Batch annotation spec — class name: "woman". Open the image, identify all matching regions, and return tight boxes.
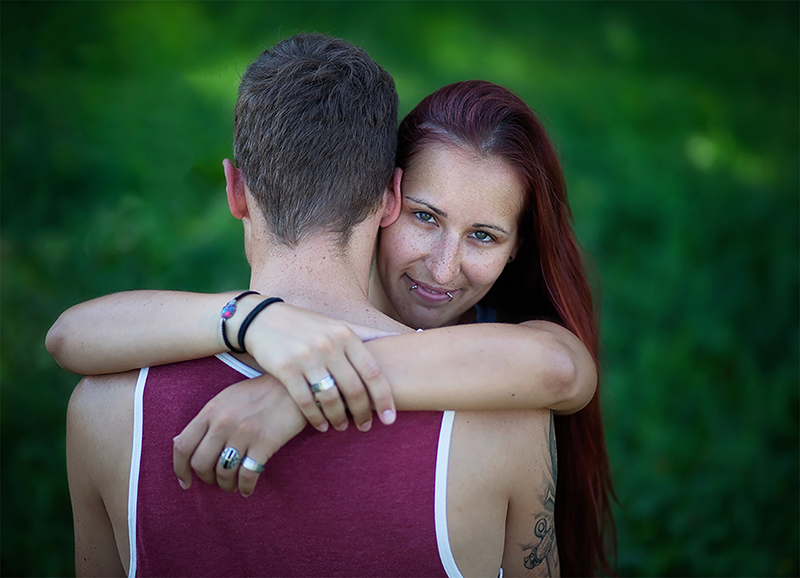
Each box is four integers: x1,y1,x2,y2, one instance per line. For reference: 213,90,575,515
48,80,615,576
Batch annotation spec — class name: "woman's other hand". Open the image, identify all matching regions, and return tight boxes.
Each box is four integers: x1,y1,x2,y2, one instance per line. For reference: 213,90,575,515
172,374,306,497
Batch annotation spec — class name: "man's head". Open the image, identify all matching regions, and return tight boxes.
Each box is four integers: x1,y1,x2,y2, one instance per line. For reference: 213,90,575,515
233,34,398,247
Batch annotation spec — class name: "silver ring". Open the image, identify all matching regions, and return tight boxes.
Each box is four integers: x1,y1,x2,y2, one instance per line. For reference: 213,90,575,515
219,447,241,470
241,456,266,473
446,292,453,301
309,375,336,394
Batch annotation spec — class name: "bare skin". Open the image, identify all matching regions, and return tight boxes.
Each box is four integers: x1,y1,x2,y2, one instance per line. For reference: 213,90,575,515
61,150,586,575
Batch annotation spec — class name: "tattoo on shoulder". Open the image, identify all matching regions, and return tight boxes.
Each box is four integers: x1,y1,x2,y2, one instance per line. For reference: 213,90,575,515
521,411,559,576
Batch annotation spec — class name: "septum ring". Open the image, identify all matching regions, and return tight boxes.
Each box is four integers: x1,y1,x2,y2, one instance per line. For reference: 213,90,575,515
241,456,266,473
310,375,337,395
219,447,241,470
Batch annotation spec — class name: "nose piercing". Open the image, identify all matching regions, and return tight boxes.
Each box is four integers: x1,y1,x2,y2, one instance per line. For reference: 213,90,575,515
409,285,418,291
446,292,453,301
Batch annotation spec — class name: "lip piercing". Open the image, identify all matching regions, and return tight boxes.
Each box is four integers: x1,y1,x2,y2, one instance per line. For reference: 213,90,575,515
411,284,452,301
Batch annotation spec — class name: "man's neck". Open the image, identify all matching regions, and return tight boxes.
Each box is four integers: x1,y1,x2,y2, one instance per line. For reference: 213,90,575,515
248,234,409,334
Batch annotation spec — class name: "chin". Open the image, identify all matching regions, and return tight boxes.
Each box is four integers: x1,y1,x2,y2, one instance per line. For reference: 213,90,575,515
409,309,461,331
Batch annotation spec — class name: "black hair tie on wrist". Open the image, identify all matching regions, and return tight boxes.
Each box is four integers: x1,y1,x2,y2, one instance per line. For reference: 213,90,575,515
220,291,260,354
237,297,285,354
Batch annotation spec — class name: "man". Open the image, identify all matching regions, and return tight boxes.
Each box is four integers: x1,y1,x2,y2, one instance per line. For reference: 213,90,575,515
66,34,558,577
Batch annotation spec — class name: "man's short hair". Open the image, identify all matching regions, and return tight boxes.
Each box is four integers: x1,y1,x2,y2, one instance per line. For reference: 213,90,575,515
234,33,398,247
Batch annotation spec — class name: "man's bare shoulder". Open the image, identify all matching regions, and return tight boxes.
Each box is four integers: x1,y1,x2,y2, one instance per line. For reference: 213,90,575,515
455,409,550,447
447,410,556,575
69,370,139,411
67,370,139,453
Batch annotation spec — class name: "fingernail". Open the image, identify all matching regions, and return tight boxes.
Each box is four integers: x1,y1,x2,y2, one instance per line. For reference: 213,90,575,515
381,409,396,425
358,419,372,432
334,421,348,432
178,479,189,490
316,422,329,433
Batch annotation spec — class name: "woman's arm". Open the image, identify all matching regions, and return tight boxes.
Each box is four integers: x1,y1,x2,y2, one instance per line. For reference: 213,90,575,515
46,290,396,432
46,291,234,375
369,320,596,415
47,290,595,415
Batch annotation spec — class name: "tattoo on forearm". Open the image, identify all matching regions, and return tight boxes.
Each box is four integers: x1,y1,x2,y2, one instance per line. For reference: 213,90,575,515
521,412,559,575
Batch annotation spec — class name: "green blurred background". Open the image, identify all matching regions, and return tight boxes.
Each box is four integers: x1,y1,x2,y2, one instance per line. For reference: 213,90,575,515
2,1,797,576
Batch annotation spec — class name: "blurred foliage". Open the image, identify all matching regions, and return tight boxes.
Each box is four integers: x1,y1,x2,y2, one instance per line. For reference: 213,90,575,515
1,2,797,576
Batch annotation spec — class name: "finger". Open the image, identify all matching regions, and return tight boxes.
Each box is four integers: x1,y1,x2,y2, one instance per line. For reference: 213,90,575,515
326,357,372,431
189,417,231,486
173,414,211,490
345,341,396,426
310,377,349,431
215,445,243,493
237,449,269,498
237,381,308,497
279,372,330,432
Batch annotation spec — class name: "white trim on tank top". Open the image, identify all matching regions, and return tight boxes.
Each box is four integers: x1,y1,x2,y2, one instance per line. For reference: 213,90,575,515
127,367,149,577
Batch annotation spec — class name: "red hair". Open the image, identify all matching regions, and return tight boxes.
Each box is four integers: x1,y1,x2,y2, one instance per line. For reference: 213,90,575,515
398,81,616,576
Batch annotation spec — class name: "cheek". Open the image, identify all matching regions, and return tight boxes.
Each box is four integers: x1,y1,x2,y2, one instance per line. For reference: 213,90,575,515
380,221,428,266
465,254,510,292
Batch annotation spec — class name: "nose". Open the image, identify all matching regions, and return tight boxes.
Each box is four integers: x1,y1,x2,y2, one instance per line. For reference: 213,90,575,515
425,235,461,285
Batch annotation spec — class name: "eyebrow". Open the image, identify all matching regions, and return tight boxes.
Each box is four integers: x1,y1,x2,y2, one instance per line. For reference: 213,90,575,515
405,196,511,236
405,196,447,218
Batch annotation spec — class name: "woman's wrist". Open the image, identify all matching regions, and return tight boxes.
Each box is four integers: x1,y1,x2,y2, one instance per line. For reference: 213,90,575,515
220,292,263,352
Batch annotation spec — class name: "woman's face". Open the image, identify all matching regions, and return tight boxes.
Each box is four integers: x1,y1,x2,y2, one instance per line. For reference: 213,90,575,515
376,142,525,329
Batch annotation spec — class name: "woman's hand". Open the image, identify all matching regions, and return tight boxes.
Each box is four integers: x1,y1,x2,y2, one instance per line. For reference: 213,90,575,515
237,301,398,432
173,374,307,497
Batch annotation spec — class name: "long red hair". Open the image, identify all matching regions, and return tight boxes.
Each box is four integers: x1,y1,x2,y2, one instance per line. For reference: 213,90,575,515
397,80,616,576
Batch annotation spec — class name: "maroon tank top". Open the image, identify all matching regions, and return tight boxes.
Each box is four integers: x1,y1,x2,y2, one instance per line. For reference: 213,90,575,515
131,355,449,577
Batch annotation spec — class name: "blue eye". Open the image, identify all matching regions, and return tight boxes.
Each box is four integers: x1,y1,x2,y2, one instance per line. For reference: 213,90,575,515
414,211,435,223
471,230,495,242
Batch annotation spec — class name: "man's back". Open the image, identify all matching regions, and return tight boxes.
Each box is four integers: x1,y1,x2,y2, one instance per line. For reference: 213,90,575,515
67,356,557,577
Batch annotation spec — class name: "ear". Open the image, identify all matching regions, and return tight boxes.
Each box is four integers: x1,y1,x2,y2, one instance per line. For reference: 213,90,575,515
223,159,249,220
379,168,403,228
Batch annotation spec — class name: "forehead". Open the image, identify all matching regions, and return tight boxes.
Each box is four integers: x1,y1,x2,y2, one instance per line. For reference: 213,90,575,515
404,142,525,225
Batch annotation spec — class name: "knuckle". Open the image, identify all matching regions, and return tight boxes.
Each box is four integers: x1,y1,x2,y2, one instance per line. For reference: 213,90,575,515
361,361,382,381
295,344,316,364
172,435,189,457
274,359,296,377
295,395,317,412
332,325,353,341
342,383,366,402
238,470,257,485
207,414,234,436
313,335,337,356
189,455,207,473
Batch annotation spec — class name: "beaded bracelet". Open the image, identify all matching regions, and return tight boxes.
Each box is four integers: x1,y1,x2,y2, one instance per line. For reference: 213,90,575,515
237,297,285,354
220,291,260,353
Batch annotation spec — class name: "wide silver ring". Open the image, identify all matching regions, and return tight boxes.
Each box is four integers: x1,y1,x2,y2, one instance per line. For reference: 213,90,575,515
241,456,266,473
309,375,336,394
219,447,241,470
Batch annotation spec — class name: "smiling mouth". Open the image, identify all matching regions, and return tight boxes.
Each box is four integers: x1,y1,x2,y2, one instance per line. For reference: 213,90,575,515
406,276,456,303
